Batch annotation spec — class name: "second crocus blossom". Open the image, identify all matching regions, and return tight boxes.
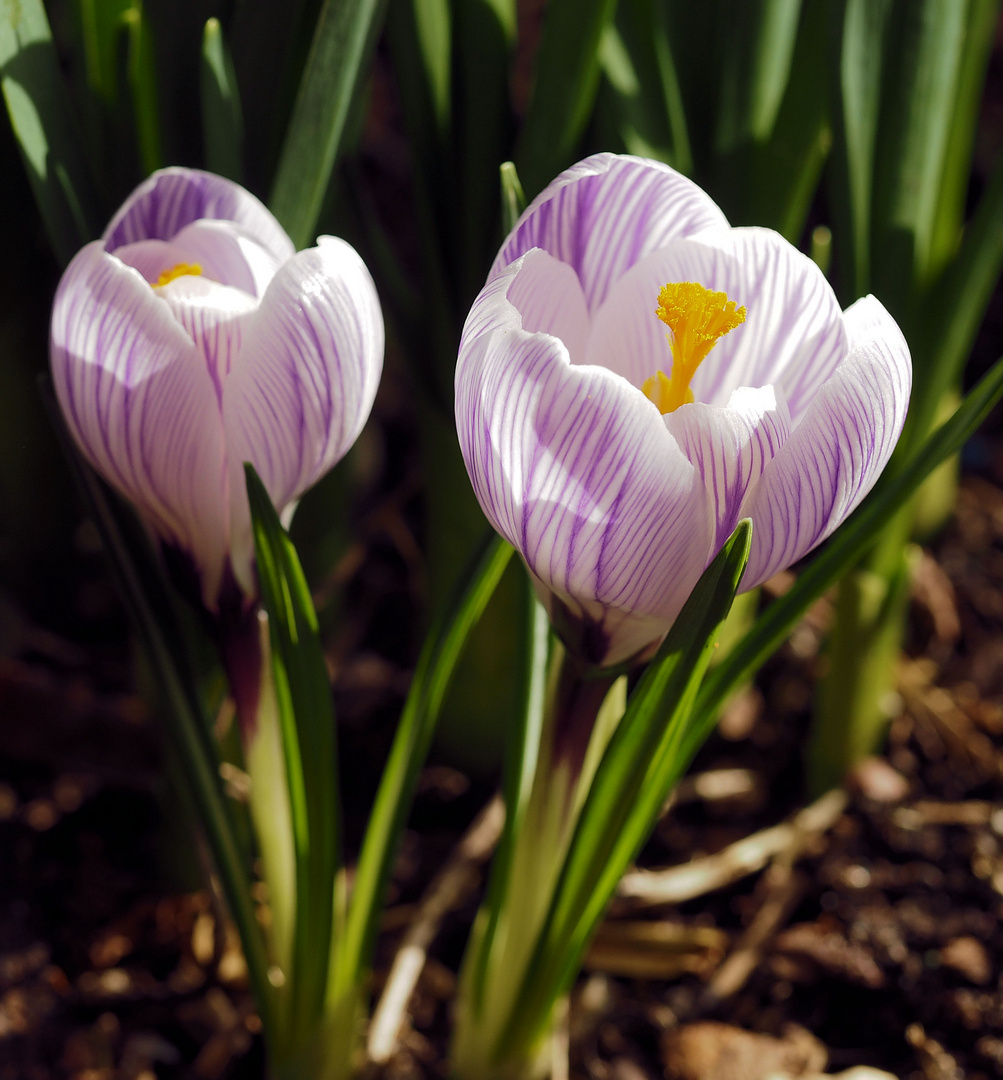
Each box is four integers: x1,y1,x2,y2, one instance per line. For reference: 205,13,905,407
456,153,912,667
51,167,384,613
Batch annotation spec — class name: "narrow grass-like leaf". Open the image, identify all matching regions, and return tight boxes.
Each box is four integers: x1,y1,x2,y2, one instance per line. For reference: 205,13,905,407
691,352,1003,752
415,0,452,136
245,465,339,1033
827,0,892,301
41,384,276,1038
597,15,671,165
736,0,830,240
465,578,549,1012
0,0,102,263
123,1,162,175
514,0,618,197
454,0,515,297
715,0,802,154
79,0,130,103
596,0,691,173
501,522,752,1055
200,17,243,181
871,0,967,324
906,154,1003,451
333,531,513,998
499,160,525,235
650,1,691,174
269,0,386,248
384,0,456,402
926,0,998,284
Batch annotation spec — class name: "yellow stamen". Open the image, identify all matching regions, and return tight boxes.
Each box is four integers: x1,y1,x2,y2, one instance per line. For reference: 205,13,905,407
152,262,203,288
641,281,746,414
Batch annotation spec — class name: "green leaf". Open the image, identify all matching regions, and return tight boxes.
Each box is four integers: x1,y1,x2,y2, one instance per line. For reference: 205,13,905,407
41,383,276,1037
332,530,513,998
514,0,619,197
906,151,1003,451
871,0,968,326
200,17,243,181
454,0,516,298
245,465,340,1033
464,577,550,1013
925,0,998,280
384,0,457,405
596,3,688,171
415,0,453,139
123,0,162,175
501,521,752,1054
715,0,802,155
269,0,387,248
691,350,1003,753
79,0,131,103
734,0,831,240
0,0,102,263
499,160,525,235
827,0,892,301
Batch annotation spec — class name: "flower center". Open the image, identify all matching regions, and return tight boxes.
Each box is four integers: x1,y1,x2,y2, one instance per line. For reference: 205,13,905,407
642,281,747,414
152,262,203,288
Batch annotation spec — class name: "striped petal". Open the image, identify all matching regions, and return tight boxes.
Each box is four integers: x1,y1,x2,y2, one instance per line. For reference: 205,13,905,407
457,252,713,665
223,235,384,592
663,386,792,550
113,219,281,297
492,154,729,313
739,295,912,588
157,275,257,402
584,228,846,422
103,167,295,266
50,242,230,603
505,248,591,364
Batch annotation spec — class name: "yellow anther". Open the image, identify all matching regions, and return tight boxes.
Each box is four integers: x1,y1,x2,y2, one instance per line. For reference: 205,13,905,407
152,262,203,288
642,281,746,414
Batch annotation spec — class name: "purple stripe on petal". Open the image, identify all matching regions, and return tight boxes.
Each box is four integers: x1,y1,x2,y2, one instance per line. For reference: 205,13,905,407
664,386,793,550
222,235,383,592
50,242,231,604
457,255,713,666
492,154,729,313
739,295,912,588
158,276,257,402
103,168,295,266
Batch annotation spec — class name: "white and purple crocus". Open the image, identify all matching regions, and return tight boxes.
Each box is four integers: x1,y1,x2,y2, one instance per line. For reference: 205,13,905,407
51,168,384,619
456,153,912,667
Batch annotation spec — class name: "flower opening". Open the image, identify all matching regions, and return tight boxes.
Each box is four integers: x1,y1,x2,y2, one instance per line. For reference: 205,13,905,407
642,281,747,414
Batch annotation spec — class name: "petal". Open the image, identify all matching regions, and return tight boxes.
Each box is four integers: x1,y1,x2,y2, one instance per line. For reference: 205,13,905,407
50,242,230,604
103,167,295,266
585,228,847,422
492,153,729,313
222,235,384,590
739,294,912,588
663,386,792,550
457,255,713,665
504,248,591,364
157,276,258,401
114,221,282,298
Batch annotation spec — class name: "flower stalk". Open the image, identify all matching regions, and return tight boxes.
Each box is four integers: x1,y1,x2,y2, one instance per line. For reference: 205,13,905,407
453,642,626,1080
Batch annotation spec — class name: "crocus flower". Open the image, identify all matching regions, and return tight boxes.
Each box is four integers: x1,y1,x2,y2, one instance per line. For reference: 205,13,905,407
456,154,911,667
51,168,384,612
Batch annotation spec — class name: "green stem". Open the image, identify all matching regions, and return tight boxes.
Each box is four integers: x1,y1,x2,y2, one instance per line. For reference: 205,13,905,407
452,645,625,1080
809,540,918,794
